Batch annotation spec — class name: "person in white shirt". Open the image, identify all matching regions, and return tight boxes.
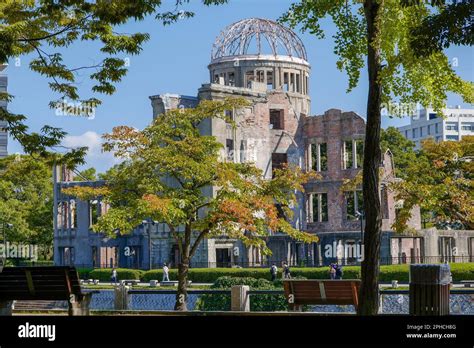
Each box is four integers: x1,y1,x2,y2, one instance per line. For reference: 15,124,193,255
162,263,170,282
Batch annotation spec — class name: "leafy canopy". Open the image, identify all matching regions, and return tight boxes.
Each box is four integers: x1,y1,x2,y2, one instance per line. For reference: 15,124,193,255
66,98,318,257
0,0,227,165
280,0,473,114
392,136,474,231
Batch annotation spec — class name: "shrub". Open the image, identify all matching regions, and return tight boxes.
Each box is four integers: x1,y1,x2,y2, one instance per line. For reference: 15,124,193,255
88,268,144,281
195,276,289,312
77,268,93,279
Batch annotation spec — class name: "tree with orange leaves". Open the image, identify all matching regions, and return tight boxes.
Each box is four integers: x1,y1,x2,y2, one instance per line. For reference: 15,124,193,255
67,97,318,310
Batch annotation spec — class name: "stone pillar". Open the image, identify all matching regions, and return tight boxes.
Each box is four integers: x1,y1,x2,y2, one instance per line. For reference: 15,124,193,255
231,285,250,312
114,284,130,310
68,293,93,316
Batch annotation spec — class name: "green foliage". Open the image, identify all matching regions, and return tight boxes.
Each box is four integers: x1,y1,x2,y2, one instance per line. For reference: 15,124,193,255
392,136,474,231
69,98,317,266
380,127,417,179
0,155,53,255
140,264,474,283
88,268,144,281
281,1,473,113
75,167,97,181
0,0,228,163
195,276,288,312
409,1,473,57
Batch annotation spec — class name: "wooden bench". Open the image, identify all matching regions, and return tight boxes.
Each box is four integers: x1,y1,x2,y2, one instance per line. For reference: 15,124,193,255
0,266,97,316
283,279,361,311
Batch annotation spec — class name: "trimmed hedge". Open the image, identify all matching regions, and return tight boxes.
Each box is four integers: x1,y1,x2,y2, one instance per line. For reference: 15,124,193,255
195,277,288,312
140,263,474,283
88,268,144,281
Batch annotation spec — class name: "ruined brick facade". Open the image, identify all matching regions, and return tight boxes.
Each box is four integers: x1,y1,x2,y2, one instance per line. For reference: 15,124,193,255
53,18,472,269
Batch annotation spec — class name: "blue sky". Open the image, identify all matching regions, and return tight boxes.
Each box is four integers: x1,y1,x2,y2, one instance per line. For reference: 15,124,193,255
5,0,473,173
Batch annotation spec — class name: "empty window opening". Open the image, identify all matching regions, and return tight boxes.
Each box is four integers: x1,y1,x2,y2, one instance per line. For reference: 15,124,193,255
270,109,284,130
283,72,289,92
227,72,235,86
345,190,363,221
246,71,255,88
343,140,354,169
311,143,328,171
272,153,287,177
226,139,234,161
355,140,364,169
266,71,273,90
310,193,328,222
256,70,265,83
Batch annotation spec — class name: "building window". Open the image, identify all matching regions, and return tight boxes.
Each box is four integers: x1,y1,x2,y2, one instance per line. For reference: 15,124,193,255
343,139,363,169
420,127,423,137
461,124,473,131
245,71,254,88
427,125,431,135
224,109,233,123
266,71,273,90
90,200,99,227
412,128,417,138
355,140,364,169
429,113,437,120
270,109,284,130
343,140,353,169
405,130,408,138
272,153,287,177
228,72,235,86
256,70,265,83
283,72,289,91
296,73,300,93
60,247,75,266
226,139,234,161
345,190,363,221
310,193,328,222
446,135,459,141
310,143,328,171
91,246,98,268
446,123,458,131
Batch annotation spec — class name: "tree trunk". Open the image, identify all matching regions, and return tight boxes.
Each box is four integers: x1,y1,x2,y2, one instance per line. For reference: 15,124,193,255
174,260,189,311
358,0,383,316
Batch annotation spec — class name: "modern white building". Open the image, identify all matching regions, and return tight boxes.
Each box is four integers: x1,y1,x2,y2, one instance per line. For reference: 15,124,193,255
0,63,8,158
397,106,474,148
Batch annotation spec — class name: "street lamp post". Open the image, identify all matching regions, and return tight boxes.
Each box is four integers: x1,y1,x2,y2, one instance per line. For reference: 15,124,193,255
142,218,157,270
356,210,364,263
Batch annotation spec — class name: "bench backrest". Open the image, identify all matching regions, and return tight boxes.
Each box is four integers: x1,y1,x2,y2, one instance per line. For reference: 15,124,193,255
0,266,83,301
283,280,361,307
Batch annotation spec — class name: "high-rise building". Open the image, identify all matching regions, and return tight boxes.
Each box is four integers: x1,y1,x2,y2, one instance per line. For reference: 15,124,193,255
397,106,474,149
0,63,8,158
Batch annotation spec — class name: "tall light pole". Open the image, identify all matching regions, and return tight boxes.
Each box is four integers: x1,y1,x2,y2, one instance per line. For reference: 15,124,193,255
142,218,157,270
356,210,364,263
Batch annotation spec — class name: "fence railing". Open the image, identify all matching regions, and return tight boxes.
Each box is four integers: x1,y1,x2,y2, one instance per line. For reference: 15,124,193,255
12,255,474,269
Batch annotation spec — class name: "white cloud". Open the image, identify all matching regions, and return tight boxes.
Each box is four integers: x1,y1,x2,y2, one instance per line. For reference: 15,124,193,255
62,131,121,173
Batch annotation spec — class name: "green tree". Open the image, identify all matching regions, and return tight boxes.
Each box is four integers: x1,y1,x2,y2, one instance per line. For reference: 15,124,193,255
0,0,227,165
410,0,473,57
0,155,53,259
380,127,417,179
393,136,474,232
75,167,97,181
281,0,473,314
65,98,318,310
